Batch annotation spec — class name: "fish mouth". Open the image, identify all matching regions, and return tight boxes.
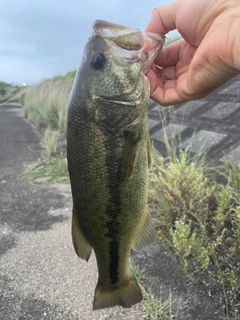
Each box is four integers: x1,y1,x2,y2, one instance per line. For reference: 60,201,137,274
92,20,165,74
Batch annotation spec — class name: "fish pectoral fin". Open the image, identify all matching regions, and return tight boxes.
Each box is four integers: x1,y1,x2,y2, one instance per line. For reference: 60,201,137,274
93,276,142,310
147,134,152,169
118,130,139,181
132,208,157,251
72,207,92,261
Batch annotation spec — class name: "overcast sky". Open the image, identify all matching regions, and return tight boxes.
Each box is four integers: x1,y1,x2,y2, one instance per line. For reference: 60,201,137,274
0,0,176,85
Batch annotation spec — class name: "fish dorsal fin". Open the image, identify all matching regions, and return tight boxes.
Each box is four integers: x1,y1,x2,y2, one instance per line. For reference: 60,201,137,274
132,208,157,251
118,130,140,181
72,206,92,261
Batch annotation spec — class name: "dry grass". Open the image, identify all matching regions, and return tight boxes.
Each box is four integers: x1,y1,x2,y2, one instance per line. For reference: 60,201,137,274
23,80,72,135
22,71,75,157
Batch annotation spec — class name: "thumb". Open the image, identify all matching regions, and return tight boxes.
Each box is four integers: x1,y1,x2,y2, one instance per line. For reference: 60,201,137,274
145,3,178,34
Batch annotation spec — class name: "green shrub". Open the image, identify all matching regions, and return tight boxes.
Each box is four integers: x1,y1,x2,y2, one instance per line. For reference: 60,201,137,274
0,82,22,103
148,148,240,317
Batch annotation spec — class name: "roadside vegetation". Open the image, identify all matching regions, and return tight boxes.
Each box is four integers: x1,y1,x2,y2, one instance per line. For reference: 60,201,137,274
22,71,75,182
130,261,178,320
23,70,75,136
22,70,239,319
0,81,22,104
148,145,240,319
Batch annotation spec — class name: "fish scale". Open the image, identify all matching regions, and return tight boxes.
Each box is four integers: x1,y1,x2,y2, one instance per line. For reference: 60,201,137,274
67,20,165,310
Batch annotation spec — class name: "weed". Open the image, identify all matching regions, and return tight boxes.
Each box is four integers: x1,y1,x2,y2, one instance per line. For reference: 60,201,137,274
24,155,69,183
0,81,22,103
23,81,71,134
22,74,73,157
41,128,61,157
148,147,240,317
129,260,178,319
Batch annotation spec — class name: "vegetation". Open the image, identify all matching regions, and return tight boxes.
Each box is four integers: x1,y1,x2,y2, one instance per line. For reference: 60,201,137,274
0,81,22,104
129,261,177,319
20,71,75,182
23,77,74,135
148,146,240,319
22,70,75,159
24,155,69,184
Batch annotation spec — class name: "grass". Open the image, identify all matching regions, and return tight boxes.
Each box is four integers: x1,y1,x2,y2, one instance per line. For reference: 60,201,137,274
22,72,73,181
23,80,72,135
24,155,69,184
41,128,63,157
44,70,76,84
129,261,178,320
22,71,75,160
0,81,22,104
148,146,240,319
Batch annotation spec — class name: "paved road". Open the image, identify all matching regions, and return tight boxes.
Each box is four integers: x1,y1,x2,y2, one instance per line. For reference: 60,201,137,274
0,104,143,320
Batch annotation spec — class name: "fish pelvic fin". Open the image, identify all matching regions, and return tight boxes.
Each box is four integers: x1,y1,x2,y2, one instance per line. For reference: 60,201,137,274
72,206,92,261
132,208,157,251
93,276,143,310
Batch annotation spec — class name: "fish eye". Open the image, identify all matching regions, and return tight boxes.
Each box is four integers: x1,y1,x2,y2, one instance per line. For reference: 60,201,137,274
90,52,106,70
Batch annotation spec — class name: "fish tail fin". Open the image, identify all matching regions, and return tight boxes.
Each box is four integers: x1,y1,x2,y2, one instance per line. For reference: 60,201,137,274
93,276,143,310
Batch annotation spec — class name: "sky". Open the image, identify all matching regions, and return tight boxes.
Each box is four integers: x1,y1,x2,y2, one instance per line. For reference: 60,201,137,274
0,0,176,86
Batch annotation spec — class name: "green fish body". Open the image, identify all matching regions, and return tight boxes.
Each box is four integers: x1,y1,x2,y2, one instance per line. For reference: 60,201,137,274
67,20,165,310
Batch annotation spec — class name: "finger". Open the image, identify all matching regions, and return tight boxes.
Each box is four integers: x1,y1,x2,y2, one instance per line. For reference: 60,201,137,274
161,65,177,80
145,3,177,34
151,80,187,106
146,70,190,106
150,74,214,106
146,69,160,96
146,64,177,90
153,40,183,67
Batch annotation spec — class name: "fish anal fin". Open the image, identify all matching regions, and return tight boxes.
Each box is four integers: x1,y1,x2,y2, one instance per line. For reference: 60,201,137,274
72,207,92,261
93,276,142,310
118,130,139,181
132,208,157,251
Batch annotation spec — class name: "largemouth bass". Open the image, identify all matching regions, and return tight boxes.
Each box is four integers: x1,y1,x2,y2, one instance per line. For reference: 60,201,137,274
67,20,165,310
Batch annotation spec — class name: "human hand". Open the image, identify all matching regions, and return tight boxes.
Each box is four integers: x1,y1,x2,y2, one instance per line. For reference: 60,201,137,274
145,0,240,106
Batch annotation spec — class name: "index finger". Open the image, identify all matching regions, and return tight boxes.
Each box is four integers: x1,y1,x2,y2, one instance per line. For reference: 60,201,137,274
145,3,177,34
